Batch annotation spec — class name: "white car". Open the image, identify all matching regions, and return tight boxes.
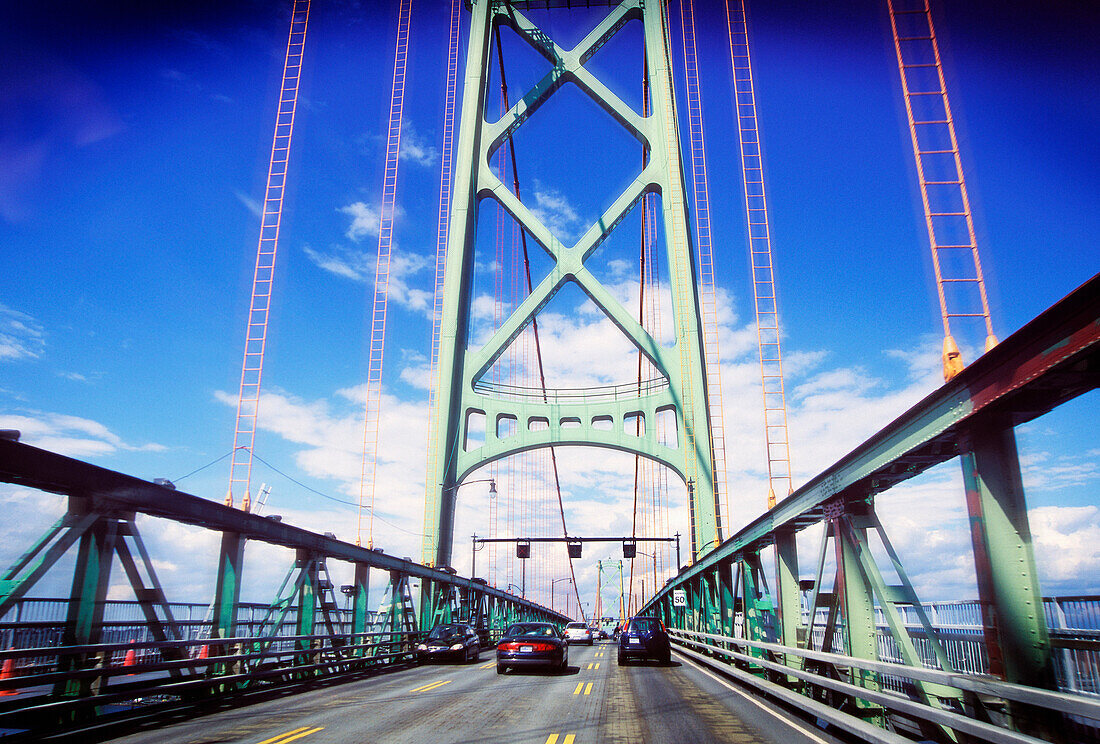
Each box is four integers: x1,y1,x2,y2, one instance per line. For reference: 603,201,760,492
563,621,594,645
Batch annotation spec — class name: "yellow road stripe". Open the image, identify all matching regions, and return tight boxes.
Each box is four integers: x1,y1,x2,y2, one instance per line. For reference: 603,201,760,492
594,662,600,669
564,736,576,744
584,682,593,696
276,728,324,744
256,727,310,744
410,679,452,693
586,662,593,670
572,682,584,695
255,727,324,744
545,735,558,744
480,662,495,669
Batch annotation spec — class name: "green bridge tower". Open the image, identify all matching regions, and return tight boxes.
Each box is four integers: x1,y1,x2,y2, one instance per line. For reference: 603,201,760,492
423,0,722,570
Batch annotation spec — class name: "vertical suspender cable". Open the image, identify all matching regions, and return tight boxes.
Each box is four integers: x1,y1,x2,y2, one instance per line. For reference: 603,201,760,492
227,0,311,510
358,0,413,547
886,0,997,380
423,0,462,563
725,0,794,509
493,28,583,620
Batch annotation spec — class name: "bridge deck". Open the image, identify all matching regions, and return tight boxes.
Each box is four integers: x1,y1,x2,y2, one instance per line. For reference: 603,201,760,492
106,642,842,744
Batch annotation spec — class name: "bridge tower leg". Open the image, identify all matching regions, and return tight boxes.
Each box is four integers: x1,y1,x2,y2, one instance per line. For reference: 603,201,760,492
423,0,722,569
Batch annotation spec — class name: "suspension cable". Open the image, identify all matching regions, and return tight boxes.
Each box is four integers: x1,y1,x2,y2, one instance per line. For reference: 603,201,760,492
886,0,997,380
226,0,311,511
358,0,413,547
725,0,794,509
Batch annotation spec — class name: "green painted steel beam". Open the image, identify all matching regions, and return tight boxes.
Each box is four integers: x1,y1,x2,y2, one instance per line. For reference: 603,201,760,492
644,273,1099,598
0,439,568,625
424,0,721,569
960,420,1058,702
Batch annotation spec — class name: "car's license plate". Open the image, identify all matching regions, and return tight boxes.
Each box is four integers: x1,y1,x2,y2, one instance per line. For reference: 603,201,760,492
520,645,533,653
628,639,640,646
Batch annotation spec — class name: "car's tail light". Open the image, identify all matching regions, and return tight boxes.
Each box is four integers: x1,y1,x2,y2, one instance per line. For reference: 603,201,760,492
498,641,556,652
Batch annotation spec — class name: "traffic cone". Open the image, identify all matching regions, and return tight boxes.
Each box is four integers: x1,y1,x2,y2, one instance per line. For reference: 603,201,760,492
198,644,209,660
123,640,137,674
0,649,16,696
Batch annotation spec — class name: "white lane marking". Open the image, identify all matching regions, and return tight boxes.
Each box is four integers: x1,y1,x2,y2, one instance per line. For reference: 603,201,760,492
675,651,832,744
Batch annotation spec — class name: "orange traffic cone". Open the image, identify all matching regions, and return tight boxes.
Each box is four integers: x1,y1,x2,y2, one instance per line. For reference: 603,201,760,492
123,640,137,674
0,649,17,696
197,644,209,660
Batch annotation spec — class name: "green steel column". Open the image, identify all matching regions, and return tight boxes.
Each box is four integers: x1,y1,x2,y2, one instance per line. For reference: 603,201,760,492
212,531,245,640
351,563,370,655
56,515,117,698
959,422,1055,688
774,528,803,671
296,551,317,661
960,421,1059,738
641,0,719,559
423,0,494,568
835,517,882,722
717,560,736,638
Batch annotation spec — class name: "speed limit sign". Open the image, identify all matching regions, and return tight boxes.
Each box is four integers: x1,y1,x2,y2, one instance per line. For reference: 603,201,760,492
672,589,686,607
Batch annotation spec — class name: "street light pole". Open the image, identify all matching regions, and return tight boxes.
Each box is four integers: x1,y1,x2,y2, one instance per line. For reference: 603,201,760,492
551,577,573,614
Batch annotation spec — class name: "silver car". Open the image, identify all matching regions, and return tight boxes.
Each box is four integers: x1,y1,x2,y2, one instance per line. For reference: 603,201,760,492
563,621,593,645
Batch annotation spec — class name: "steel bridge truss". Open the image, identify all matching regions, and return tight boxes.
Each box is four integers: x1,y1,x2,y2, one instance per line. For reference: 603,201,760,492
425,0,722,569
642,274,1100,743
0,442,567,735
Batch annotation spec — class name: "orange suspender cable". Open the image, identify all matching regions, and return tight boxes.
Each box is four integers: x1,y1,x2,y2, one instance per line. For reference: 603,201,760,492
227,0,311,511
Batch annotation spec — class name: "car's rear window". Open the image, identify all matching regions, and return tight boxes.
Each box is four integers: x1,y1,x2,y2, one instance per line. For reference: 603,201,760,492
566,622,587,629
628,618,661,633
505,623,556,637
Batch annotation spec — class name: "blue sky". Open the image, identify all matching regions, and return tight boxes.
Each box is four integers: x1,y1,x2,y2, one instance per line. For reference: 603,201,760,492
1,0,1097,616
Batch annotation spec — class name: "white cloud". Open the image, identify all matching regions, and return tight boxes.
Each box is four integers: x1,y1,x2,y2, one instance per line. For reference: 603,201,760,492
399,122,438,167
530,183,585,242
234,189,262,217
0,304,45,362
1030,505,1100,592
302,243,431,314
340,202,381,242
0,411,166,457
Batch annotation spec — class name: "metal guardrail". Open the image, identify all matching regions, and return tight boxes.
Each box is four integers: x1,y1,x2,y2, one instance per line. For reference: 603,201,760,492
0,630,425,734
669,628,1100,744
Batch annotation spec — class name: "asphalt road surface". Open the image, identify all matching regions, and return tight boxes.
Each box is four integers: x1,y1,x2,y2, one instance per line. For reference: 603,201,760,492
106,641,847,744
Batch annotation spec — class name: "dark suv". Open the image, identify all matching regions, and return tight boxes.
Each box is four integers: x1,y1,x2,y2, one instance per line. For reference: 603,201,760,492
617,616,671,665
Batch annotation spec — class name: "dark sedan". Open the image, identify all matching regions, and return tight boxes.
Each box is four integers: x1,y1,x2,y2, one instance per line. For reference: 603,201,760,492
617,616,671,665
496,622,568,674
417,623,481,663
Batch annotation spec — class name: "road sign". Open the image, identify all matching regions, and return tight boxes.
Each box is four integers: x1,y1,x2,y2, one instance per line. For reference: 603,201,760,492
672,589,686,607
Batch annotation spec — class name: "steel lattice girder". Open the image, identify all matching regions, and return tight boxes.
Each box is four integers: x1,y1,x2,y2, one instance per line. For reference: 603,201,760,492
423,0,722,567
650,273,1099,590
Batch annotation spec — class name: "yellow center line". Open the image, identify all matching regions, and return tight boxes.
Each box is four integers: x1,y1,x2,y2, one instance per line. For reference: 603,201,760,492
545,735,559,744
572,682,584,695
584,682,593,696
410,679,452,693
594,662,600,669
480,661,495,669
256,727,309,744
564,736,576,744
275,728,324,744
256,726,324,744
